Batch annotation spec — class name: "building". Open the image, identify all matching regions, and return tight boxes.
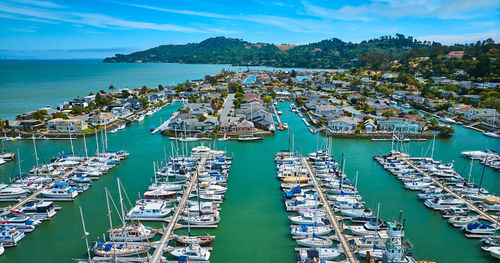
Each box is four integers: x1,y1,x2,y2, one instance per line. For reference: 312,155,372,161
47,118,88,132
464,108,498,122
5,120,44,130
88,112,117,126
169,116,218,132
377,118,424,133
328,116,361,132
446,51,464,59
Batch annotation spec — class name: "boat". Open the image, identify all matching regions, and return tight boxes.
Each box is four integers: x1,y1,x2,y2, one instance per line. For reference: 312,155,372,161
217,134,229,142
170,244,210,260
0,227,25,247
109,223,156,242
448,215,479,227
296,235,332,248
0,187,28,200
297,248,341,261
0,243,4,256
484,247,500,259
291,225,331,237
174,235,215,246
289,213,325,225
461,150,498,159
403,180,431,190
462,222,496,234
283,123,289,130
127,202,172,219
91,241,151,257
182,213,220,225
277,110,283,115
19,201,57,219
340,208,373,217
142,189,177,199
41,183,78,200
238,135,263,142
483,131,499,138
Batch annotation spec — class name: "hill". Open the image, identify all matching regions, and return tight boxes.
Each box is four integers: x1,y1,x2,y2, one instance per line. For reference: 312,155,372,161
103,35,496,70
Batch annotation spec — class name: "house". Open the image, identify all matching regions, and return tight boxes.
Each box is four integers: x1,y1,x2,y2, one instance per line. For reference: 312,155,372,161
108,103,134,118
88,113,117,126
328,116,361,132
5,120,44,130
237,120,254,132
243,93,263,103
446,51,464,59
363,119,376,132
377,118,424,133
219,117,240,132
464,108,498,121
47,118,88,132
168,115,218,132
183,103,214,117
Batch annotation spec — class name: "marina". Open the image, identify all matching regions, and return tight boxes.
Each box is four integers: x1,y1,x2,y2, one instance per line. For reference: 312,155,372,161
0,62,498,263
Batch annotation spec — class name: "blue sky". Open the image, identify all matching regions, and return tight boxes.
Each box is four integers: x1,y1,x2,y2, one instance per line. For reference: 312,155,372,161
0,0,499,59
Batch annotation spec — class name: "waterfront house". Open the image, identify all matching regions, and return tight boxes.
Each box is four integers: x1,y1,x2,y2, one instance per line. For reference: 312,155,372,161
5,120,44,131
88,112,117,126
168,115,218,132
108,103,134,118
47,118,88,132
363,119,376,132
377,118,424,133
464,108,498,122
219,117,240,132
328,116,361,132
183,103,214,117
237,120,254,132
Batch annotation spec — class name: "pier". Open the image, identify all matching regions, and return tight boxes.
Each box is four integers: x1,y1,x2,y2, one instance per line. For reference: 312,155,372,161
270,102,283,130
301,157,358,263
149,157,207,263
406,160,500,225
0,158,95,217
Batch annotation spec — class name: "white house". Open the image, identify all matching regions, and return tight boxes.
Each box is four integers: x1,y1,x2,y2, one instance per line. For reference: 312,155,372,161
89,112,118,126
328,116,361,132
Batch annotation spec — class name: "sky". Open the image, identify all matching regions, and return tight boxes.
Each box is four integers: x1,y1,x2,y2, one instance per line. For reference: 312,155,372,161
0,0,499,59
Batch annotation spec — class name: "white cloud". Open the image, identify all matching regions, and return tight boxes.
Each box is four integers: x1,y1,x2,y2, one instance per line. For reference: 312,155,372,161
0,1,226,33
301,0,499,21
417,30,500,45
7,0,66,9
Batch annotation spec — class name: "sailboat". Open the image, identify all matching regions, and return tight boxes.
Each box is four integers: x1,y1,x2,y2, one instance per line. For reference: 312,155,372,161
217,133,229,142
483,112,499,138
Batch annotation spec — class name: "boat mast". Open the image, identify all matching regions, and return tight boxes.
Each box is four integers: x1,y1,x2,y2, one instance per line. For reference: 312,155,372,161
32,135,39,168
373,202,380,251
17,147,22,176
79,206,92,263
68,123,75,155
467,158,474,182
105,188,114,239
95,130,99,155
477,159,486,194
83,133,88,159
430,134,436,160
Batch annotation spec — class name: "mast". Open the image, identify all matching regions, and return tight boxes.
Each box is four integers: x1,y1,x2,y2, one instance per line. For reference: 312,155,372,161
17,148,22,176
467,158,474,182
68,123,74,155
104,124,108,152
373,202,380,250
32,135,39,168
83,133,88,159
430,134,436,160
478,159,486,194
105,188,114,240
95,130,99,155
79,206,92,263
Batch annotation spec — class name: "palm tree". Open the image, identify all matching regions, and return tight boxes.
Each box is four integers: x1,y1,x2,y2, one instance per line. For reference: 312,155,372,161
109,85,115,92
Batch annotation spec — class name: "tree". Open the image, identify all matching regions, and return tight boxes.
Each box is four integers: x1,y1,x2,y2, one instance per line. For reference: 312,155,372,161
382,110,395,118
429,118,439,127
138,97,149,108
141,86,148,94
71,106,85,115
198,115,207,122
121,89,130,98
158,84,164,91
220,89,229,98
31,110,48,120
290,70,297,78
263,96,272,103
53,112,69,119
109,85,115,92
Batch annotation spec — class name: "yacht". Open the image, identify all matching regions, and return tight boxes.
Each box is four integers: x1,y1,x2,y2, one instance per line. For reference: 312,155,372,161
291,225,331,237
340,208,373,218
20,201,57,219
0,187,28,200
462,222,496,234
41,183,78,200
142,189,177,199
296,236,332,248
289,213,325,225
0,227,25,247
127,202,172,219
448,216,479,227
297,248,341,261
183,213,220,225
109,223,156,242
92,241,151,257
170,244,210,261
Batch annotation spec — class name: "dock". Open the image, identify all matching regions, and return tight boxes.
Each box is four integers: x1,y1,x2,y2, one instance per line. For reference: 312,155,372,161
270,102,283,130
149,157,207,263
301,157,358,263
0,158,95,217
406,160,500,225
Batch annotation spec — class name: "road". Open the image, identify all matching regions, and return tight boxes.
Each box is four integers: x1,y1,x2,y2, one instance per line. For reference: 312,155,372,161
218,94,235,122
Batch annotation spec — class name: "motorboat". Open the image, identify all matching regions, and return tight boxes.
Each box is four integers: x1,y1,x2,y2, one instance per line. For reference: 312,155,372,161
0,187,28,200
462,222,496,234
296,235,332,248
170,244,210,260
298,248,341,260
127,202,172,219
448,216,479,227
109,223,156,242
340,208,373,218
289,213,325,225
182,213,220,225
174,235,215,246
0,227,25,247
142,189,177,199
291,225,331,237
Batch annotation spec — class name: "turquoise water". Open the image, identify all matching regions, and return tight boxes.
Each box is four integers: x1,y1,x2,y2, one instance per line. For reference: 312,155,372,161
0,61,499,262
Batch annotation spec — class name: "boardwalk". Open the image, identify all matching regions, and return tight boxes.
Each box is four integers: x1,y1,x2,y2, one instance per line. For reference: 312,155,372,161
407,160,500,225
149,157,206,263
301,157,358,263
